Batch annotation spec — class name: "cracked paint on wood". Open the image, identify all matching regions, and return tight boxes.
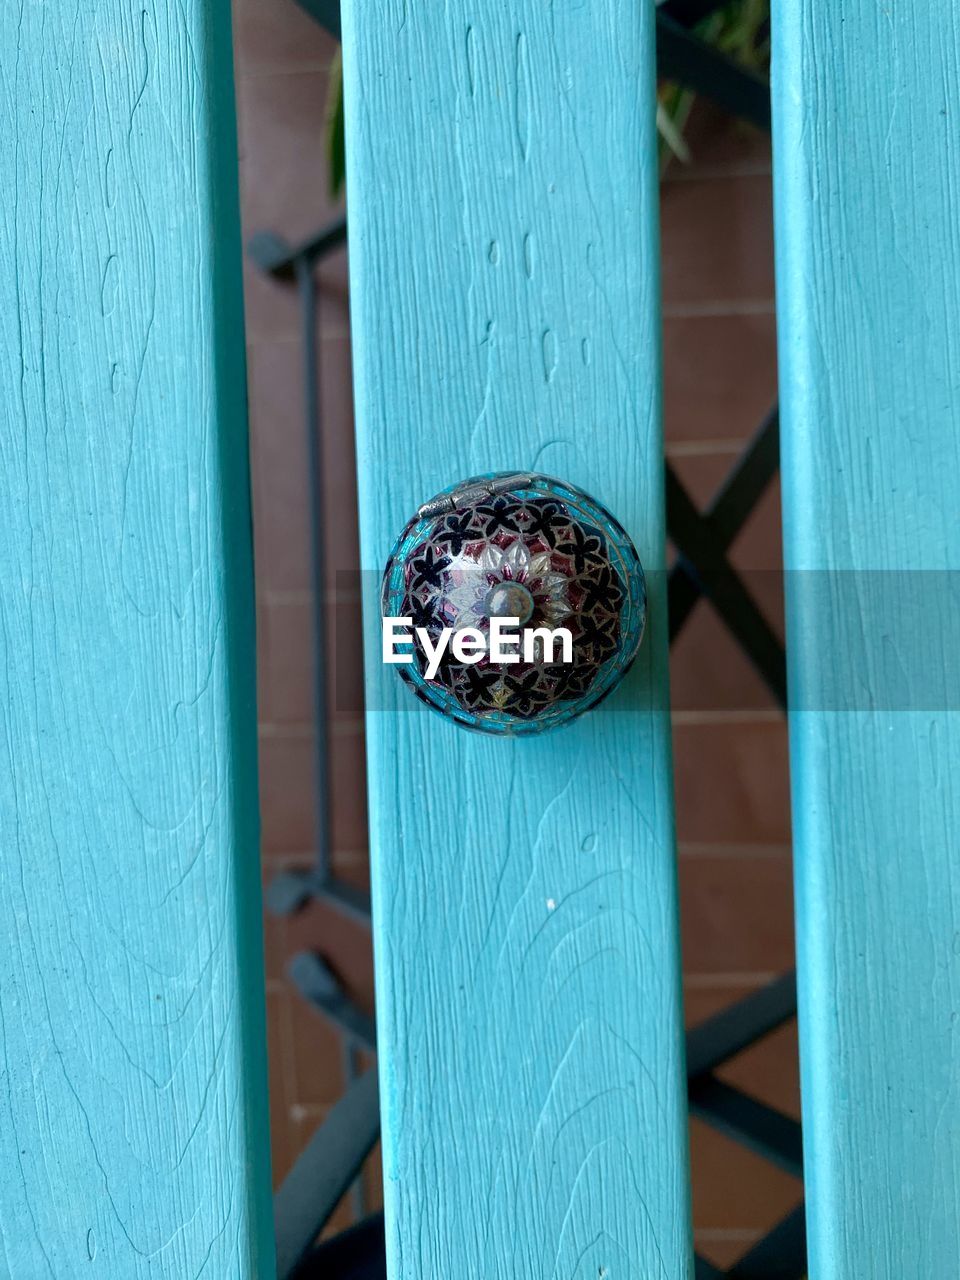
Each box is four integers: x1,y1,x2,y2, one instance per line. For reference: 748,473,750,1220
341,2,692,1276
0,2,275,1275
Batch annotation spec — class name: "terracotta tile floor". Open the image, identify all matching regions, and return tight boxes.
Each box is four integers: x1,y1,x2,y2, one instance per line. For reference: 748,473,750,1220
232,1,796,1263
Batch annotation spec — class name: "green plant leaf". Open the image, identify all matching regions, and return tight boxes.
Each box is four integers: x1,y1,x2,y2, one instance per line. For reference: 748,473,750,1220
657,1,769,174
326,51,346,199
657,88,693,166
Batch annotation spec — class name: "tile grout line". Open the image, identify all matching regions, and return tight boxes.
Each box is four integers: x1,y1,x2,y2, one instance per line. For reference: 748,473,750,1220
671,708,785,726
261,855,369,874
692,1229,764,1243
258,719,365,738
235,62,337,80
677,841,792,859
662,299,776,318
683,971,785,988
244,324,352,344
257,588,363,606
664,438,762,457
663,162,772,183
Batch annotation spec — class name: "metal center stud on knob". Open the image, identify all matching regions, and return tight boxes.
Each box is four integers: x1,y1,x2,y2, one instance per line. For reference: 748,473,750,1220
485,581,535,626
380,472,647,735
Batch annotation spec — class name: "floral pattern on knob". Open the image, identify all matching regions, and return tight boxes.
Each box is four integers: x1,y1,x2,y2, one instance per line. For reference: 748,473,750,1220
381,473,647,734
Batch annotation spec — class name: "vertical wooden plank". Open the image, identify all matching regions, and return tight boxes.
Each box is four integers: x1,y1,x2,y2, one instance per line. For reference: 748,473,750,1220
342,3,692,1276
0,3,275,1275
772,5,960,1276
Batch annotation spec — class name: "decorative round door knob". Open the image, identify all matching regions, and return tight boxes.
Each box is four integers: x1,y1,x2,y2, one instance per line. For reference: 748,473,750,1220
381,473,646,735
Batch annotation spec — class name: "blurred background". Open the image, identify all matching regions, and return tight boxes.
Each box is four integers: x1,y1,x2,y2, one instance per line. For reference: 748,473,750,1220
231,1,796,1269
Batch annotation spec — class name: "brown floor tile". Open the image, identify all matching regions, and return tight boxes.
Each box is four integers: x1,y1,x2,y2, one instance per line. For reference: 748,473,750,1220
243,265,303,343
693,1230,766,1272
259,596,314,724
257,727,366,855
266,987,295,1110
661,173,774,309
316,246,352,336
319,333,362,581
668,449,742,509
287,1001,349,1108
259,731,316,854
267,988,299,1186
320,1186,360,1239
689,1118,802,1233
718,1018,801,1123
663,312,777,444
665,101,772,180
248,342,314,593
678,850,795,976
247,335,360,593
730,480,785,575
258,727,368,855
672,719,791,846
269,1088,299,1188
730,482,786,637
668,450,721,510
363,1140,384,1213
234,0,336,74
330,727,369,851
255,592,364,731
670,600,778,713
330,593,366,719
329,849,371,892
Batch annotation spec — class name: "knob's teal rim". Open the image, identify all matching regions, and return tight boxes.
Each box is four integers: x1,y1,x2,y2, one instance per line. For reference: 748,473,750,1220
381,473,647,735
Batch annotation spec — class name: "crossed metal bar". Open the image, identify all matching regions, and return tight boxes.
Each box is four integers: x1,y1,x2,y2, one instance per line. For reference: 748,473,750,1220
251,2,802,1276
665,407,786,707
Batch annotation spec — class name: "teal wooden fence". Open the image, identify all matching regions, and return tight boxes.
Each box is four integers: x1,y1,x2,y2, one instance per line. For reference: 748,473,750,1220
4,1,960,1277
0,2,275,1274
772,2,960,1276
341,0,693,1275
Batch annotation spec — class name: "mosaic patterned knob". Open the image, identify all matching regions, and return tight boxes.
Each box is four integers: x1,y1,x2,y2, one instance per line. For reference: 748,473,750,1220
380,473,646,735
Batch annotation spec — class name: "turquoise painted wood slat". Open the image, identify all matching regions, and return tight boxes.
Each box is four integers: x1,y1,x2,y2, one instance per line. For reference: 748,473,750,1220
772,4,960,1275
0,4,275,1275
342,2,692,1275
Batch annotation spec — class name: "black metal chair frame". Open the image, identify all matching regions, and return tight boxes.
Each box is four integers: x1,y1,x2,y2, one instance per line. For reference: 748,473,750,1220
249,3,801,1276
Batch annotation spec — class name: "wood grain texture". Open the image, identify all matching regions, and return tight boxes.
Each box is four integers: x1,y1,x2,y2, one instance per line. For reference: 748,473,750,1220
772,4,960,1275
342,3,692,1276
0,3,275,1275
